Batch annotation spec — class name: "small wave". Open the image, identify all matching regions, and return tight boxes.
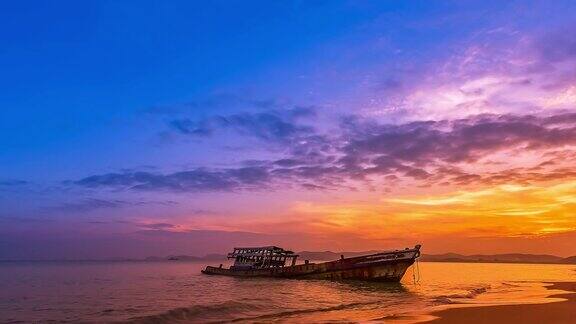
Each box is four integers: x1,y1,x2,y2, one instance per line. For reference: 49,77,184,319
501,282,520,287
229,301,381,322
432,285,490,304
447,286,489,299
123,301,264,324
431,296,458,305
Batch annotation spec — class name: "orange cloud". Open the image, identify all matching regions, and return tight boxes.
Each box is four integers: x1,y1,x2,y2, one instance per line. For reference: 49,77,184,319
289,181,576,246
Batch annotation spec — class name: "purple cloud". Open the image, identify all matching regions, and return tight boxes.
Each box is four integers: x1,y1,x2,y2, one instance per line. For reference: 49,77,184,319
75,167,271,192
75,111,576,192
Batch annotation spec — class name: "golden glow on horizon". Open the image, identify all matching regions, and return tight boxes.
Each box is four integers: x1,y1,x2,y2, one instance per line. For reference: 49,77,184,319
139,181,576,254
291,181,576,240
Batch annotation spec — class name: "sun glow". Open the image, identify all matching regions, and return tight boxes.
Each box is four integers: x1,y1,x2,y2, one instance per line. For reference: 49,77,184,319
288,181,576,242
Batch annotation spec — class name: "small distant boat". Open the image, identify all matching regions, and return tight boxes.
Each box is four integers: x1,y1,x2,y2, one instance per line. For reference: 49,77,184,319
202,245,421,282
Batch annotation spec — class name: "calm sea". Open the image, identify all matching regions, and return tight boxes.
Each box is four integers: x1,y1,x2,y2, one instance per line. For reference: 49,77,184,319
0,261,574,323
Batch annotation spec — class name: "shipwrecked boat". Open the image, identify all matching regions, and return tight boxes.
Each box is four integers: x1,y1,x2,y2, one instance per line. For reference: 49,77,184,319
202,245,421,282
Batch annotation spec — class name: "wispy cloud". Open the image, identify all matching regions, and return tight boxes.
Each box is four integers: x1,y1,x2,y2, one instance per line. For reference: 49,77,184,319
46,199,178,213
358,23,576,122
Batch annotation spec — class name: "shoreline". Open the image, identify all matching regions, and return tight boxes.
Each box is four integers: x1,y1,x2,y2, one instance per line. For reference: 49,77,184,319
424,282,576,323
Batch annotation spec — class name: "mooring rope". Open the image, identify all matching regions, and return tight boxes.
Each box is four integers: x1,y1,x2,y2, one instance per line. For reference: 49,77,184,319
412,259,421,284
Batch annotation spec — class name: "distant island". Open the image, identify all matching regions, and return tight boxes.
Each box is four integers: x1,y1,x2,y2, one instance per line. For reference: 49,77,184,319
144,253,227,262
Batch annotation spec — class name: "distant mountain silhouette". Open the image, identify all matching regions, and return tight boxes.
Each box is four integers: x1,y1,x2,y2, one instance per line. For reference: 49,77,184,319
560,255,576,264
420,253,565,264
142,251,576,265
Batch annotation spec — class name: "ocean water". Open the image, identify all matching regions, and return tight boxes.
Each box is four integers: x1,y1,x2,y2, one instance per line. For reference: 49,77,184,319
0,261,574,323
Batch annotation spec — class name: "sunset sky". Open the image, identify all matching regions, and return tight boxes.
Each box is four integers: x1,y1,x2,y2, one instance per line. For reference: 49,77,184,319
2,1,576,259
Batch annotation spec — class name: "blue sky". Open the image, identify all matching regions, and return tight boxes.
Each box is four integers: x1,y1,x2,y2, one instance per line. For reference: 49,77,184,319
2,1,576,259
0,0,535,177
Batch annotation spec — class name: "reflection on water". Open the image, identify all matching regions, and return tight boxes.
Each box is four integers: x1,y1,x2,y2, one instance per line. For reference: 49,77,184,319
0,261,574,323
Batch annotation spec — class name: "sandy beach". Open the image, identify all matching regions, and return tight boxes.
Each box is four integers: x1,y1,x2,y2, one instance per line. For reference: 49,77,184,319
428,282,576,324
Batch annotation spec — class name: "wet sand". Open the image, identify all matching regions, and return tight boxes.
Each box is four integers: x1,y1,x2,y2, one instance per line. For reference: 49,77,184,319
428,282,576,324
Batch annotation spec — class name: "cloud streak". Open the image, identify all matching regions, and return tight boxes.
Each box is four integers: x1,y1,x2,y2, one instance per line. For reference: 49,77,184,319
46,199,178,213
75,111,576,193
0,179,28,186
75,167,271,192
168,106,318,144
